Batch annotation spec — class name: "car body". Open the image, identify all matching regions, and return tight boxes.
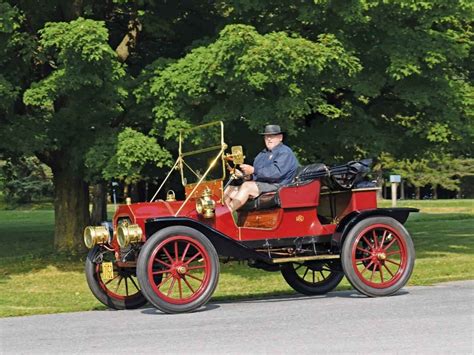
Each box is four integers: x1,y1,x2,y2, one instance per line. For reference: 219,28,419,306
84,121,417,313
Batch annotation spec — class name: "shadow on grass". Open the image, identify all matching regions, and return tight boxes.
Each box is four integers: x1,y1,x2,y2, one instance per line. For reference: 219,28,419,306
0,210,87,279
406,213,474,259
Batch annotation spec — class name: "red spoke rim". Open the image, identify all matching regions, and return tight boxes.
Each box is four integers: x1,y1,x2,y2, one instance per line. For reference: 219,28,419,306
96,263,141,300
351,224,407,289
147,235,211,305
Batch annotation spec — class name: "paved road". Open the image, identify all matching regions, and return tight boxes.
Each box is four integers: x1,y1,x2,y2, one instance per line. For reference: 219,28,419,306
1,281,473,354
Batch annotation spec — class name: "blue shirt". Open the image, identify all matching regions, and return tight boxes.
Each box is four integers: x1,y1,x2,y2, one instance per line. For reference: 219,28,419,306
252,143,298,185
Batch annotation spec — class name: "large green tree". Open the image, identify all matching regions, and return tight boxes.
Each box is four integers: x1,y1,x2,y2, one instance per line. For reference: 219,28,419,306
0,1,472,252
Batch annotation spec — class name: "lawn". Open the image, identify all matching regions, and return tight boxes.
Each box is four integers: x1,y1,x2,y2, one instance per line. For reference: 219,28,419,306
0,199,473,317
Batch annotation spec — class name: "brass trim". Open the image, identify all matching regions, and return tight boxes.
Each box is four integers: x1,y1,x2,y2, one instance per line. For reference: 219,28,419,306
150,158,180,202
181,145,222,157
271,255,340,264
149,121,228,204
195,187,216,218
175,146,225,216
179,121,226,186
166,190,176,202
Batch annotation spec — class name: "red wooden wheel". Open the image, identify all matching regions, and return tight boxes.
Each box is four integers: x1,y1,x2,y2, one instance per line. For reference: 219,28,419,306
147,236,212,304
351,224,407,288
137,226,219,313
341,216,415,297
85,246,147,309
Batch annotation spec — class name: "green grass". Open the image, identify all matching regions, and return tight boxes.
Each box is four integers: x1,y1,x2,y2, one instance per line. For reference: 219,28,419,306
0,200,473,317
379,198,474,213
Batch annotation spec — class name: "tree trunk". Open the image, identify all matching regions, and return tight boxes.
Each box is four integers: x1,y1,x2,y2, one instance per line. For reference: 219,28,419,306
116,19,142,62
415,186,421,200
400,180,405,200
432,185,438,200
59,0,83,21
375,169,384,200
130,182,140,202
52,165,90,253
91,182,108,225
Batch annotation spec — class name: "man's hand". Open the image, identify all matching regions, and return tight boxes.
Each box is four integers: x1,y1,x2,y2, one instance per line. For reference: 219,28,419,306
240,164,254,176
231,168,244,178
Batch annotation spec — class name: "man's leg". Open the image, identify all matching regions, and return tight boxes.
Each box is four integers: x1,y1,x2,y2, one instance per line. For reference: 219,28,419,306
223,185,239,206
227,181,259,212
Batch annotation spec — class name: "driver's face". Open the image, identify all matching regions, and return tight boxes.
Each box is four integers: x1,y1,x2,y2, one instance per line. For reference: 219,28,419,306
263,133,283,151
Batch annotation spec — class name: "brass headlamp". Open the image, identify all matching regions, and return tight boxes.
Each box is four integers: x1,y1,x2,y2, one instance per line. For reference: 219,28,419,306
195,187,216,218
117,224,143,248
84,226,110,249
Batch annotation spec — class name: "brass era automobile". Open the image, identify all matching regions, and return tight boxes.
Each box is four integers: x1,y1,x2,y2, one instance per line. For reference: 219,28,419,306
84,121,417,313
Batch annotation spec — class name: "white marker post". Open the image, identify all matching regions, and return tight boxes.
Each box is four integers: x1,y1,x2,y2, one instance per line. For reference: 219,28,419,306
390,175,401,207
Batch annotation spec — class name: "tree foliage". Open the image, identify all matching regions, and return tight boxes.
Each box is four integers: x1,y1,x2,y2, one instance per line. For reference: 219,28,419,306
381,152,474,198
0,1,472,251
140,24,361,140
85,127,172,184
0,156,53,203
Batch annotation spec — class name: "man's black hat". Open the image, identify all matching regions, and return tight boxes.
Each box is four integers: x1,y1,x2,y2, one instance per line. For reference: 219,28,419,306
259,124,284,135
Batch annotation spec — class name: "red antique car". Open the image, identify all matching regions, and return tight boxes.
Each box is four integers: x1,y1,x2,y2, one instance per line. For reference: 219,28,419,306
83,122,417,313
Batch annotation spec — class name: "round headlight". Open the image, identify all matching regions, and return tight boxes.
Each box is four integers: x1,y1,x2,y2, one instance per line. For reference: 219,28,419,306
117,225,129,248
83,226,109,248
117,224,143,248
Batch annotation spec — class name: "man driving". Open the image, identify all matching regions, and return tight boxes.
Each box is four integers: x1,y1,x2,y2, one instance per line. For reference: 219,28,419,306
224,124,298,211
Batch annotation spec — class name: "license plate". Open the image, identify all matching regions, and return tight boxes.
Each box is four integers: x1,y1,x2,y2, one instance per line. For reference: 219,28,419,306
101,262,114,280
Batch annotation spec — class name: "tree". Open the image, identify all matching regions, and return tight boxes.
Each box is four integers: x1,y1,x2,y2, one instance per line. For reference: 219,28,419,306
380,152,474,199
1,1,472,252
0,1,222,252
223,0,473,162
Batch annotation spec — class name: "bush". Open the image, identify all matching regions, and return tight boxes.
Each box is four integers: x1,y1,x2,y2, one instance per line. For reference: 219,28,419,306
1,156,53,203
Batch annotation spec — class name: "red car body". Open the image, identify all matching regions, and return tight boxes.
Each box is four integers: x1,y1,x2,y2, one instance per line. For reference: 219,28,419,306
84,122,417,313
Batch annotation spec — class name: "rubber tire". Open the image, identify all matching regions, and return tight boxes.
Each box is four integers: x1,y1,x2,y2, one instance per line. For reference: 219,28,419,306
281,261,344,295
85,246,147,310
137,226,220,314
341,216,415,297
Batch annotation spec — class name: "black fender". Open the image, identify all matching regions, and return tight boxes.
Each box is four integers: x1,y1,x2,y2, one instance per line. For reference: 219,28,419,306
331,208,419,251
145,217,271,263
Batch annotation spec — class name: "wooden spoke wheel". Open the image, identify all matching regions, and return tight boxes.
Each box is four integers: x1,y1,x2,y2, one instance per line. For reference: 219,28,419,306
341,217,415,297
137,226,219,314
281,260,344,295
85,246,147,310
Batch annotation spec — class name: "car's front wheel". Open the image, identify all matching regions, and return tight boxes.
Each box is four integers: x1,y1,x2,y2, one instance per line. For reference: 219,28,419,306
85,246,147,309
137,226,219,314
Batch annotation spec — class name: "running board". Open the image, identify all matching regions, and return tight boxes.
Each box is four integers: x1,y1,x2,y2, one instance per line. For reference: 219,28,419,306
271,254,340,264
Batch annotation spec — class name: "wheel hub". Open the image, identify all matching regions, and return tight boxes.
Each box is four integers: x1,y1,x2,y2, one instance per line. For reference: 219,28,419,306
176,265,187,275
376,252,386,261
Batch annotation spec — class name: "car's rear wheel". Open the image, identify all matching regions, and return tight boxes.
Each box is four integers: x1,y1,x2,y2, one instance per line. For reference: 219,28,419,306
85,246,147,309
341,216,415,297
281,260,344,295
137,226,219,314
